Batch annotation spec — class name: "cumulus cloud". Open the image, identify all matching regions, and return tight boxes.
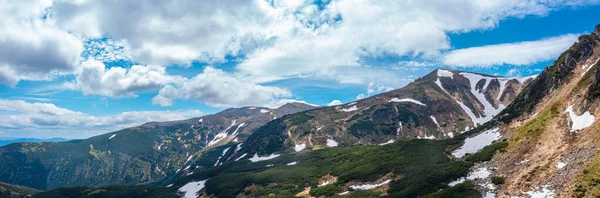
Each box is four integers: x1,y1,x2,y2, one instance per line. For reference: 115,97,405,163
52,0,273,65
236,0,600,83
152,67,293,107
64,60,184,97
0,1,83,86
0,99,202,139
327,100,343,106
443,34,579,67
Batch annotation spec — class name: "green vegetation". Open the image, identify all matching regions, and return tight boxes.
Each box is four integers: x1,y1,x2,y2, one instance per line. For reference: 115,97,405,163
0,182,39,198
573,154,600,197
32,185,176,198
509,102,560,145
310,184,342,197
287,112,315,126
179,138,471,197
422,182,481,198
491,176,505,185
348,120,377,138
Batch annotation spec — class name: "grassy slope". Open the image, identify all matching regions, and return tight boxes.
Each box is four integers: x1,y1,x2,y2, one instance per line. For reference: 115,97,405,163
175,138,481,197
0,182,40,198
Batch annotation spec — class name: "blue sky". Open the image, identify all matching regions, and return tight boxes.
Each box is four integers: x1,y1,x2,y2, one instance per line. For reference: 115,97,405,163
1,0,599,139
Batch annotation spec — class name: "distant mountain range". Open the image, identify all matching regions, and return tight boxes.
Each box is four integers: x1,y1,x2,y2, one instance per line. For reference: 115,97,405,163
0,138,68,147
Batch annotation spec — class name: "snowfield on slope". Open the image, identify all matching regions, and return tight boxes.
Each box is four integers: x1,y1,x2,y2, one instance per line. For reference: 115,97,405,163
179,180,208,198
326,139,338,147
459,72,507,125
249,153,280,162
339,105,359,112
452,128,500,158
565,105,595,132
388,98,426,106
350,180,391,190
295,143,306,152
448,167,492,187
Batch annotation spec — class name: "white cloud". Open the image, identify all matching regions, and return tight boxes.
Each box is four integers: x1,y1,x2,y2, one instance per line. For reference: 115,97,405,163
443,34,579,67
64,60,184,97
327,100,343,106
235,0,600,83
0,0,83,86
0,99,202,139
52,0,274,65
152,67,293,107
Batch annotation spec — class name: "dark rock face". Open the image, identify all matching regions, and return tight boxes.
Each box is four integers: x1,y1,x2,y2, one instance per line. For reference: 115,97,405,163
595,24,600,36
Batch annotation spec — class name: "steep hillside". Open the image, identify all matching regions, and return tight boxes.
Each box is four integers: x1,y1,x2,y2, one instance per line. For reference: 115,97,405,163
0,182,39,198
0,138,68,147
447,24,600,197
235,70,533,158
0,103,315,190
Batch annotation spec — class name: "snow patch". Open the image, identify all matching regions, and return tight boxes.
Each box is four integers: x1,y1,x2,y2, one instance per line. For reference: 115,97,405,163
286,161,298,166
582,58,600,76
523,185,555,198
389,98,426,106
295,143,306,152
166,184,173,187
235,143,243,152
452,128,501,158
457,101,478,126
338,191,349,195
108,134,116,140
249,153,280,162
565,105,595,132
448,167,492,187
214,147,231,166
179,180,208,198
265,164,274,167
460,72,507,125
430,115,440,127
556,162,567,169
198,118,203,123
517,159,529,165
417,135,435,140
379,139,395,145
350,180,391,190
260,109,270,113
235,153,247,161
437,69,454,78
326,139,338,147
319,181,330,187
339,105,359,112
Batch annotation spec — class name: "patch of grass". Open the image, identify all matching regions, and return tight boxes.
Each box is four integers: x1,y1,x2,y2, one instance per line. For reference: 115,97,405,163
287,113,315,126
572,154,600,197
422,181,481,198
509,102,560,145
310,184,342,197
348,120,376,138
491,176,505,185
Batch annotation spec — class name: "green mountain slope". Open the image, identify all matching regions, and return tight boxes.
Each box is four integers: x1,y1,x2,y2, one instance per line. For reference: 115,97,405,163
0,103,315,190
0,182,39,198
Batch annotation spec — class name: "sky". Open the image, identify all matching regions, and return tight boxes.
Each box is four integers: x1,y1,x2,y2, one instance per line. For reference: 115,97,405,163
1,0,600,139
